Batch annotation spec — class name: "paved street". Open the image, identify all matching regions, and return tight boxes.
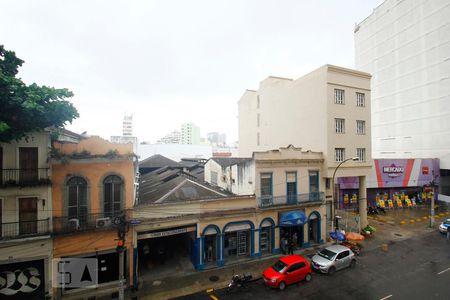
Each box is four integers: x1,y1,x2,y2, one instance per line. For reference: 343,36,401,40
174,225,450,300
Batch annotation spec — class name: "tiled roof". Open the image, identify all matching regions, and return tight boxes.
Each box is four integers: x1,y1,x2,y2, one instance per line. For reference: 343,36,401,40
139,154,180,168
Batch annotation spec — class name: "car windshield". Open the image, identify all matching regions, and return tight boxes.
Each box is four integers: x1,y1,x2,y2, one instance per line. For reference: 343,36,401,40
444,221,450,226
318,248,337,260
271,260,288,273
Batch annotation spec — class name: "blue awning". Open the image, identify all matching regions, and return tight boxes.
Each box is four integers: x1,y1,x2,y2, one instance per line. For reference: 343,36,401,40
279,211,307,227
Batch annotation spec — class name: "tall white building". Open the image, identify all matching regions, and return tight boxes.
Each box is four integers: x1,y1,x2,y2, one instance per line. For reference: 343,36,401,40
354,0,450,200
181,122,201,145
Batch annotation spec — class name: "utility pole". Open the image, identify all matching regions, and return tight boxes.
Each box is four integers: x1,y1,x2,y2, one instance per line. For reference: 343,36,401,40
430,171,436,227
115,213,127,300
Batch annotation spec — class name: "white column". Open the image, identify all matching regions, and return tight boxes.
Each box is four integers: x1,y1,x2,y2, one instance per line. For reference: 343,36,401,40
359,176,368,228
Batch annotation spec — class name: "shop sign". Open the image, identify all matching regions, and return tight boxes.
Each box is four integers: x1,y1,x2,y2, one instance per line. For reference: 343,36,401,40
0,259,45,300
383,164,404,177
138,226,196,239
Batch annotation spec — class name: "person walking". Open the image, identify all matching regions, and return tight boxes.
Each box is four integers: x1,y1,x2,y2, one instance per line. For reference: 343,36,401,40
447,225,450,241
288,238,294,255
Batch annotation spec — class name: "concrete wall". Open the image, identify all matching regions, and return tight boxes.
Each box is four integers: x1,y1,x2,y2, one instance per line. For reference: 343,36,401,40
237,65,372,180
355,0,450,168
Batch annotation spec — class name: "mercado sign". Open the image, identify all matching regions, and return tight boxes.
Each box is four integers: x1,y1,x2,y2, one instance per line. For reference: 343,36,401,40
383,164,404,177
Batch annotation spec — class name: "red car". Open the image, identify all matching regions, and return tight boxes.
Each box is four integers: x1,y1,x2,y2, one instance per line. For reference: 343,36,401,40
262,255,312,290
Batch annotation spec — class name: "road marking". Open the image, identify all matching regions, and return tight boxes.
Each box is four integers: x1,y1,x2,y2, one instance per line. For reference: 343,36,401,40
380,295,393,300
437,268,450,275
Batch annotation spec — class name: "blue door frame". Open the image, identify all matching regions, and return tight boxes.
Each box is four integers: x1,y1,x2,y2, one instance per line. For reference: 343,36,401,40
258,218,275,256
306,211,323,246
198,224,221,271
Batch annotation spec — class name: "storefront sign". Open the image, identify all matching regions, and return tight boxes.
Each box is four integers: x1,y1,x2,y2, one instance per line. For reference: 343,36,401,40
383,164,404,177
0,259,45,300
138,226,196,240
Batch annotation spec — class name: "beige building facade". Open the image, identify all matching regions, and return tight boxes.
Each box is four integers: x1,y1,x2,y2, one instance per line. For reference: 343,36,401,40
238,65,373,227
0,131,53,299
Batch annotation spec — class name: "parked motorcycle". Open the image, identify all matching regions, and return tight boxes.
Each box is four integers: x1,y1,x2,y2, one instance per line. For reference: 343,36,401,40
367,206,378,215
226,273,253,293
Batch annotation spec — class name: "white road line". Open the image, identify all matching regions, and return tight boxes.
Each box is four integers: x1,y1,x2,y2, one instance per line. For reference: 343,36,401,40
437,267,450,275
380,295,393,300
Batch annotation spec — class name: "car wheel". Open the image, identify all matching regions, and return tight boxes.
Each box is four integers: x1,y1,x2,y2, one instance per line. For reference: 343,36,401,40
305,273,312,282
279,281,286,291
328,266,336,276
350,260,356,268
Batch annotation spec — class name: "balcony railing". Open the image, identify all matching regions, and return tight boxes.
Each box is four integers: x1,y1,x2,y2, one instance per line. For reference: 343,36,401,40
0,168,51,188
259,192,325,208
52,212,121,235
0,219,50,240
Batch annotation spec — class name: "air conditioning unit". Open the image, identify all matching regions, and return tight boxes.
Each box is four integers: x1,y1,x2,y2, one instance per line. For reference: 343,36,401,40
68,218,80,231
96,217,111,228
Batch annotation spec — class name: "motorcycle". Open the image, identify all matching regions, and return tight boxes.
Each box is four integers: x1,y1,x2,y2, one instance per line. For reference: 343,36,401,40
226,273,253,293
367,206,378,215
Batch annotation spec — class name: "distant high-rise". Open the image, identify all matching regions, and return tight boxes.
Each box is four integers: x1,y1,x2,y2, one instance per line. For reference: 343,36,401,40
207,132,227,146
123,114,133,136
181,123,200,145
111,114,137,153
157,131,181,144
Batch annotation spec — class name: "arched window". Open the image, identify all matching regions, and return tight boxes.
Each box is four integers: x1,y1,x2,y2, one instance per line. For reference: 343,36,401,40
67,177,88,223
104,175,123,217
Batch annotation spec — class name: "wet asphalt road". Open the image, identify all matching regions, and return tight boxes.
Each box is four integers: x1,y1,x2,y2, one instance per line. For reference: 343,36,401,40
173,230,450,300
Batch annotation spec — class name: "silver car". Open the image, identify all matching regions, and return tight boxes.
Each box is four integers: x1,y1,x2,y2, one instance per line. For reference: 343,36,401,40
311,245,356,275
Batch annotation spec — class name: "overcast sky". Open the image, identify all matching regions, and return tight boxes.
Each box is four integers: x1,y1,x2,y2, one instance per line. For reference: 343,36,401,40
1,0,383,144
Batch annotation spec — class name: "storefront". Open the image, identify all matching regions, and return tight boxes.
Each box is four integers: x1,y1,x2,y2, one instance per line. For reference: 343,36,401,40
279,210,306,253
337,159,440,208
137,225,197,276
222,221,254,263
368,159,439,207
337,177,360,209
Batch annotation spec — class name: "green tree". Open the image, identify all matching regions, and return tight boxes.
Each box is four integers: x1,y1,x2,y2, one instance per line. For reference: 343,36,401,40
0,45,79,142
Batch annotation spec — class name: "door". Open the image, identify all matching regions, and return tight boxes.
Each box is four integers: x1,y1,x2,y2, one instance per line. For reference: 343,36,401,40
19,147,38,184
19,197,38,235
237,231,248,256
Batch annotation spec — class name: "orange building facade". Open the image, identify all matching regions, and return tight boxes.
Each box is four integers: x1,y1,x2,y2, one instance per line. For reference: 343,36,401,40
51,135,136,298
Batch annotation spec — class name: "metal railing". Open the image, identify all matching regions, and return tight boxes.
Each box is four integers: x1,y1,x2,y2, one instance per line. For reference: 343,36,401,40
52,212,122,235
0,219,50,240
259,192,325,208
0,168,51,187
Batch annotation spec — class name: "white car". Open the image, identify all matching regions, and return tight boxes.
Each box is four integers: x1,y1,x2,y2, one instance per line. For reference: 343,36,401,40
439,219,450,233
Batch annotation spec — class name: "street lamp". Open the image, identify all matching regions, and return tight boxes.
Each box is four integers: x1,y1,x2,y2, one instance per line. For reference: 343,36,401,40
331,156,359,233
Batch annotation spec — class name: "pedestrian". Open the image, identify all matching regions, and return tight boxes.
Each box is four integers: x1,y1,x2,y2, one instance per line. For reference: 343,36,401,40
447,226,450,241
288,238,294,255
281,237,287,254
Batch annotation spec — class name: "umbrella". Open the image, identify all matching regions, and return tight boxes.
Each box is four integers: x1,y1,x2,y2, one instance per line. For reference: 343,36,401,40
330,231,346,241
346,232,365,241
